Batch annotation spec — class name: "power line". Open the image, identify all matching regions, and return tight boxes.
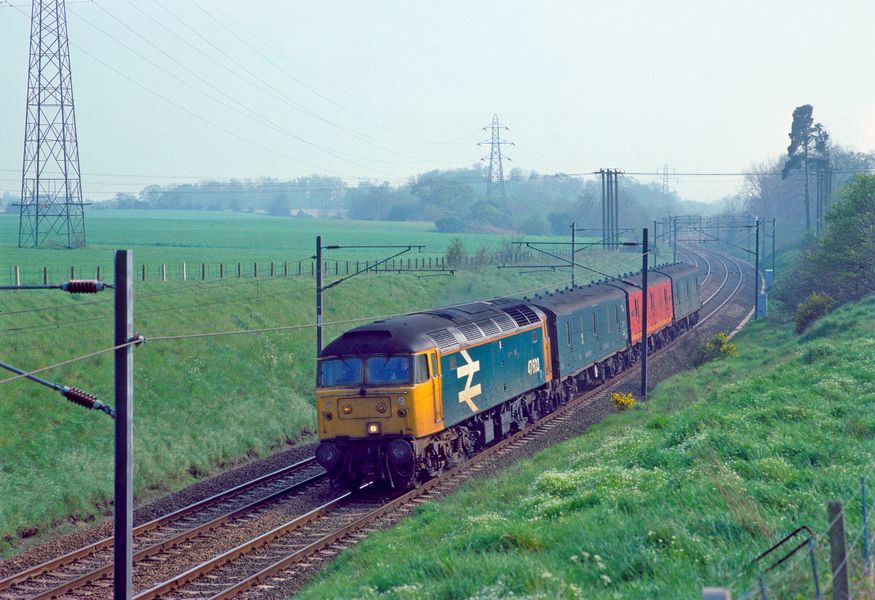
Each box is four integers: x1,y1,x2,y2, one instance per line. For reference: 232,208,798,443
0,338,140,386
114,0,460,165
186,0,469,148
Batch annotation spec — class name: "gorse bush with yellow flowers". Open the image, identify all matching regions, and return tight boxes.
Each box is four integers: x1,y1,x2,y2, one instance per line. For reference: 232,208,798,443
703,331,737,360
610,391,636,412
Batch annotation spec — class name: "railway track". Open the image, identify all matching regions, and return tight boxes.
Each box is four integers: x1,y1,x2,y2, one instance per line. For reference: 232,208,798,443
1,244,754,600
0,458,326,599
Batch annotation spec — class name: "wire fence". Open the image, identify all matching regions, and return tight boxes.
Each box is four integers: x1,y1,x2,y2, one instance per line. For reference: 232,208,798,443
727,471,875,600
0,246,660,286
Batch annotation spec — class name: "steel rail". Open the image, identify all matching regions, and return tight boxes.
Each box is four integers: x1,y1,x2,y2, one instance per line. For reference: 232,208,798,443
694,249,746,327
133,492,359,600
27,468,327,600
0,457,321,595
699,249,731,307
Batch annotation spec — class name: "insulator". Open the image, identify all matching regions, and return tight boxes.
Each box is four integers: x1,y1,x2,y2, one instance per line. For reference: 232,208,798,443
62,387,114,417
63,387,99,408
62,280,102,294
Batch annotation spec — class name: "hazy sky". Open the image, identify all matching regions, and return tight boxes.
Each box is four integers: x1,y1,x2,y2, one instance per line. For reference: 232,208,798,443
1,0,873,202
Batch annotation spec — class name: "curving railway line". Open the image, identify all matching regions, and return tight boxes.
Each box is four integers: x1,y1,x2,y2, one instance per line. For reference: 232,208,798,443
0,244,756,600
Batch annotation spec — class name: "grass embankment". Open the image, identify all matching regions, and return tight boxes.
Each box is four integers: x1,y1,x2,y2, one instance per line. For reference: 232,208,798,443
300,297,875,599
0,211,668,555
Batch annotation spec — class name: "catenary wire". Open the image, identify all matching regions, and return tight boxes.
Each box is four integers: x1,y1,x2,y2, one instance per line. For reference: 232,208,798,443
0,340,140,386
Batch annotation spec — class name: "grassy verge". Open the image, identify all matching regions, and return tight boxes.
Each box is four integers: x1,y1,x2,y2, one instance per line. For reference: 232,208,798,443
299,297,875,599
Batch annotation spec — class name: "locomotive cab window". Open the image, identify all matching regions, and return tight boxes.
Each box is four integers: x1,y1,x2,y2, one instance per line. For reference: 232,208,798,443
415,354,429,384
319,357,362,386
366,356,411,384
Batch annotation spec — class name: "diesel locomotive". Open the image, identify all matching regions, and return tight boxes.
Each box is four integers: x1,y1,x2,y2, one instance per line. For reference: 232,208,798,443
314,262,701,489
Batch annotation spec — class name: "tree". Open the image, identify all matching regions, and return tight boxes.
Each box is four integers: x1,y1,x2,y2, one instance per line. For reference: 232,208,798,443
774,174,875,308
813,175,875,301
782,105,830,232
268,195,290,217
445,237,466,267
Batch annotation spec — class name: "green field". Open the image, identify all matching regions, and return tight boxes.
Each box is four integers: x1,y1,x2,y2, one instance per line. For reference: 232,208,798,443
298,297,875,599
1,211,607,283
0,210,669,555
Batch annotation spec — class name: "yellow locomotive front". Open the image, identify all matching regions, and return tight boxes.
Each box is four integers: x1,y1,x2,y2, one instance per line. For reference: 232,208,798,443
314,318,445,488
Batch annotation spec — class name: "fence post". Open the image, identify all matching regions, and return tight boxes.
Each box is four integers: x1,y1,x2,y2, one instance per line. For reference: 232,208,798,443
97,265,101,281
270,262,274,277
43,266,48,284
141,264,146,281
70,266,74,279
161,264,166,282
757,574,767,600
237,263,241,278
14,266,21,286
345,260,349,274
219,263,224,279
828,500,850,600
182,262,187,281
863,477,871,575
283,261,288,276
254,263,258,278
202,263,206,280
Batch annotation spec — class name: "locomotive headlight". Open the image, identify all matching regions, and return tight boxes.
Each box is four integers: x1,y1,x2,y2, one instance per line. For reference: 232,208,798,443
342,404,353,415
367,422,381,435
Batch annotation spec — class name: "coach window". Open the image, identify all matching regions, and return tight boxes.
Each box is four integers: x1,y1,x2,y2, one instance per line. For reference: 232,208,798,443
566,321,572,347
415,354,429,384
591,312,598,336
664,288,669,305
634,298,639,317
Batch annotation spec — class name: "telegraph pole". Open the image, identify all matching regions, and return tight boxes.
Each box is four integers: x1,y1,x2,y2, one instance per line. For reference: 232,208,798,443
598,169,622,248
114,250,133,600
314,238,440,360
570,222,576,287
640,228,649,398
753,218,760,319
315,235,324,355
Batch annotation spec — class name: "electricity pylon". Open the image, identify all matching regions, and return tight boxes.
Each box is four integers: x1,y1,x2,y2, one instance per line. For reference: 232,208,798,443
19,0,86,248
478,114,513,205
